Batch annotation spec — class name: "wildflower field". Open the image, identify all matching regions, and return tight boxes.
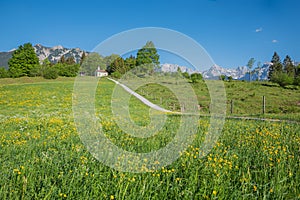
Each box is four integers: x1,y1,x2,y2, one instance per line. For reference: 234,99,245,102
0,77,299,199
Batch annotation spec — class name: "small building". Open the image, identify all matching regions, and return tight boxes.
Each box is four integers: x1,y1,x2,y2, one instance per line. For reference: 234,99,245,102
95,67,108,77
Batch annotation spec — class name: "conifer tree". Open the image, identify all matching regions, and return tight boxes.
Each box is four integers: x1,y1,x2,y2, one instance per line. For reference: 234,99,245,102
268,52,282,80
283,55,295,77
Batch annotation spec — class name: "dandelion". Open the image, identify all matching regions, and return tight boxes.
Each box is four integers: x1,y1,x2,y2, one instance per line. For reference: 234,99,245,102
212,190,217,195
154,160,160,165
110,195,115,200
253,185,257,192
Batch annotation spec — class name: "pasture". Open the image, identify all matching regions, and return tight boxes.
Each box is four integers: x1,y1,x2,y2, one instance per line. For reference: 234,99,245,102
0,77,299,199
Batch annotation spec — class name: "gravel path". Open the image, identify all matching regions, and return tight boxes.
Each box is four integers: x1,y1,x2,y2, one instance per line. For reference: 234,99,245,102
107,78,299,124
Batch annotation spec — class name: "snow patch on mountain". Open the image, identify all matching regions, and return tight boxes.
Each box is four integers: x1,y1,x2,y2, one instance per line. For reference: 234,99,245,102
202,65,248,79
160,62,272,81
202,63,272,80
33,44,87,63
160,63,199,74
242,62,271,81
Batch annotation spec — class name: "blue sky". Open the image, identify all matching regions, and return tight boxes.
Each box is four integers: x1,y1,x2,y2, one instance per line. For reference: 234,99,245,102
1,0,300,68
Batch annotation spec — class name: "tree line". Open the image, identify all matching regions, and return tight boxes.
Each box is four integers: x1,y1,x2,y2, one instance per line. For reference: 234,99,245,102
1,42,299,87
0,41,163,79
268,52,300,86
80,41,203,82
80,41,160,79
0,41,203,82
240,53,300,87
0,43,81,79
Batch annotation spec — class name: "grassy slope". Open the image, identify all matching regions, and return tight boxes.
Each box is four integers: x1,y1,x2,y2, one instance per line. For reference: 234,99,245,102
0,77,299,120
0,77,299,199
133,79,300,121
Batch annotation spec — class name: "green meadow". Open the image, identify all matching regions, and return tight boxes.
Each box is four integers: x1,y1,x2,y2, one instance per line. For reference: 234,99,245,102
133,78,300,121
0,77,299,199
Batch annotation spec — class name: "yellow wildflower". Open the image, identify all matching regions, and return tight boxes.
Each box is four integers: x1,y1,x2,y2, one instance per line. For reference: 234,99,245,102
253,185,257,192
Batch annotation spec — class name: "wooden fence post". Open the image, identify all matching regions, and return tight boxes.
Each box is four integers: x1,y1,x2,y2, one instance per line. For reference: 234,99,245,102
262,96,266,114
230,100,233,114
181,104,185,112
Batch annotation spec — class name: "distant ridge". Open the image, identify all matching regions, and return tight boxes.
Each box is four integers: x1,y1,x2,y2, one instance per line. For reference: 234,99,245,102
34,44,87,64
0,44,273,81
0,44,88,68
0,52,13,69
160,63,272,81
160,63,199,74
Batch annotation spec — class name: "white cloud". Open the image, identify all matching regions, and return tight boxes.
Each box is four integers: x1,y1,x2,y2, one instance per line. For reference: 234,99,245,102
272,39,278,43
255,27,263,33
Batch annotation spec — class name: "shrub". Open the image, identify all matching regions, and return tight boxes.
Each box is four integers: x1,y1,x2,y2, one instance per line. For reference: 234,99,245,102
43,67,58,79
219,75,226,81
270,72,293,87
294,76,300,86
182,72,190,79
28,65,42,77
56,63,80,77
0,67,9,78
191,73,202,83
111,71,121,79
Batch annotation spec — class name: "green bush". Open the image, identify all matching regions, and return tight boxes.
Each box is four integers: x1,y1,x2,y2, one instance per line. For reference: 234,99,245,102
271,72,293,87
219,75,226,81
191,73,203,83
294,76,300,86
28,65,42,77
111,71,121,79
56,63,80,77
182,72,190,79
43,67,58,79
0,67,9,78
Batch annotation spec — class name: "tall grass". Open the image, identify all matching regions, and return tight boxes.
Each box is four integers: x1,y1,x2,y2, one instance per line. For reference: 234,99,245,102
0,77,299,199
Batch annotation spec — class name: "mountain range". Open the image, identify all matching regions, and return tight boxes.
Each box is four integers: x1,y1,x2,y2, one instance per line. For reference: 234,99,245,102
1,44,271,80
0,44,87,69
161,63,271,81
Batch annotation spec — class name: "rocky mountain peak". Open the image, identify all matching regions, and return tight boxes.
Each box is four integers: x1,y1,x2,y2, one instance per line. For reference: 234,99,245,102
33,44,87,63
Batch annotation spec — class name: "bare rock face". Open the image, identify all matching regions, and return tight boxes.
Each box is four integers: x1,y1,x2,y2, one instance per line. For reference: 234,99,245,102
33,44,88,64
